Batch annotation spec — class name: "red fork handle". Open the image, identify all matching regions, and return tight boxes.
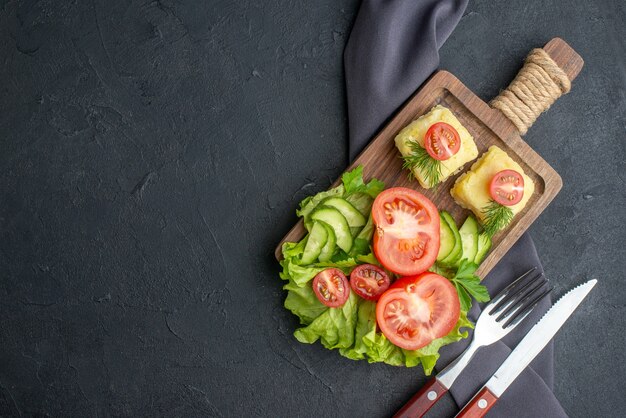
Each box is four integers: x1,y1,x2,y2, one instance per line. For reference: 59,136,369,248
393,377,448,418
456,386,499,418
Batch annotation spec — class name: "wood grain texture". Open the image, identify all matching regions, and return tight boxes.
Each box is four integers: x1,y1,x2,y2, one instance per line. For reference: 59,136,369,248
393,377,448,418
275,38,583,278
456,387,499,418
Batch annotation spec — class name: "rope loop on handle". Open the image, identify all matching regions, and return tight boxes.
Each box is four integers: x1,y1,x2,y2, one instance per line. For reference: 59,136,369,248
490,48,571,134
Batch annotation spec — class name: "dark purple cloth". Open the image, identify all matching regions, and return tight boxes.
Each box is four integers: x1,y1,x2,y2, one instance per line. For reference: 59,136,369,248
345,0,469,161
344,1,567,416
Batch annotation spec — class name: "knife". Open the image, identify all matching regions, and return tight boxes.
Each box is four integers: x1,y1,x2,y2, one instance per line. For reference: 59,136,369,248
456,279,597,418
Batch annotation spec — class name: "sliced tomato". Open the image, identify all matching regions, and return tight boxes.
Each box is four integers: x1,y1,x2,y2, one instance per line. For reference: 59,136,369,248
376,273,460,350
350,264,390,301
489,169,524,206
424,122,461,161
312,268,350,308
372,187,440,276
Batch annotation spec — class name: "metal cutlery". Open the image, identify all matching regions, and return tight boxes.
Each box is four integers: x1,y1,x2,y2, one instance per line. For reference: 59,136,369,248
455,279,597,417
394,267,551,418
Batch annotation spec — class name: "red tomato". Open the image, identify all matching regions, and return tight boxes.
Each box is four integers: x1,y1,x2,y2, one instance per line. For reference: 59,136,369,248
312,268,350,308
424,122,461,161
376,273,460,350
372,187,440,276
489,169,524,206
350,264,390,301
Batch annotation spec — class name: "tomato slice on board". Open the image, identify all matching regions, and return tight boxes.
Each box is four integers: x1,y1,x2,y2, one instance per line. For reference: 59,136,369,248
350,264,390,301
372,187,440,276
424,122,461,161
312,268,350,308
489,169,524,206
376,273,460,350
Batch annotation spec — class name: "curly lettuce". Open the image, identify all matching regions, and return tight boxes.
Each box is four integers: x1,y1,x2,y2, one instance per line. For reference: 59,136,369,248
283,270,472,373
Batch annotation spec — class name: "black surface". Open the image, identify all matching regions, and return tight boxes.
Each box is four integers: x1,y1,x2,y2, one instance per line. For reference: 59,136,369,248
0,1,624,417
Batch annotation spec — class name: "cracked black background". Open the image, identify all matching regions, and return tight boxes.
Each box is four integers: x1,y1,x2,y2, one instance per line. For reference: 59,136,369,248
1,0,625,417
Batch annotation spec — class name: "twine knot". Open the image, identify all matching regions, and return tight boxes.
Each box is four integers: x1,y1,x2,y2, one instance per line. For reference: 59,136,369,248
491,48,571,134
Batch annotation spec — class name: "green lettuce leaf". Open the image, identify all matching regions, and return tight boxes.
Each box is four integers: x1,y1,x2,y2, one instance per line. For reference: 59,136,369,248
294,292,359,349
283,279,328,325
296,185,345,220
280,257,326,287
341,300,397,362
281,240,307,260
339,299,376,360
356,252,380,266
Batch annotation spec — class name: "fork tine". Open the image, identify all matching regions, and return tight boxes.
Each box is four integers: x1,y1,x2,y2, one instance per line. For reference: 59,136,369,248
503,286,553,328
495,274,546,321
488,267,537,303
483,266,537,314
491,271,544,315
489,270,543,315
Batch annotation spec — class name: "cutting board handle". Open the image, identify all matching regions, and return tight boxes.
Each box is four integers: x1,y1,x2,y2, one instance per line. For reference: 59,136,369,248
490,38,584,135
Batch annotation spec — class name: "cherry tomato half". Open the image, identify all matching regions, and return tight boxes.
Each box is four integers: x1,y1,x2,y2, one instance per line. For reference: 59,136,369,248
489,169,524,206
372,187,440,276
312,268,350,308
376,273,460,350
424,122,461,161
349,264,390,301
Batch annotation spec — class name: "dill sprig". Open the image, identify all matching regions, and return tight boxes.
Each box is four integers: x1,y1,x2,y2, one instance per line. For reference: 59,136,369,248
401,140,441,187
482,200,514,237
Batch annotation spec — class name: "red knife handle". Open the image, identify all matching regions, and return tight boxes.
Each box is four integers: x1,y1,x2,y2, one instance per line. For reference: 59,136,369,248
393,377,448,418
456,387,499,418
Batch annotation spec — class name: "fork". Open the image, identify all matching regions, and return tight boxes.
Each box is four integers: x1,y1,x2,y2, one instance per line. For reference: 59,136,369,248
393,267,552,418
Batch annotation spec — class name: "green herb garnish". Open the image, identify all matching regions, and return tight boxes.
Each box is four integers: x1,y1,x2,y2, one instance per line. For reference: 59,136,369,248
401,140,441,187
450,259,491,311
482,200,514,237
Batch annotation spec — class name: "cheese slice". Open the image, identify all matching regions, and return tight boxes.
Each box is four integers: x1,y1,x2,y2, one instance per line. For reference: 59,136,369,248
450,146,535,222
395,105,478,189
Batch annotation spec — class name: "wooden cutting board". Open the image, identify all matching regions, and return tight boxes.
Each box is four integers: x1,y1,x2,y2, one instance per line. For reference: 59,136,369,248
275,38,583,278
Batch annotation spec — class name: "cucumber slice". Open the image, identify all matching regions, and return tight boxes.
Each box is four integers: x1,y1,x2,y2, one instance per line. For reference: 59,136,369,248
474,232,492,265
348,215,373,256
322,197,367,228
350,226,362,237
355,215,373,241
344,193,373,217
456,216,479,266
439,211,462,266
300,222,328,265
318,223,337,262
311,207,353,252
437,213,455,261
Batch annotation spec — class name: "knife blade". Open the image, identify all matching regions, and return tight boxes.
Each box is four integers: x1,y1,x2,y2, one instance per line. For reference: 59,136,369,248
456,279,597,418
